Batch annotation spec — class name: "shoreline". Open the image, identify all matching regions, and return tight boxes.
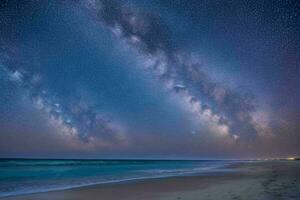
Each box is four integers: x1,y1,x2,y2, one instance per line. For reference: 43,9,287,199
0,161,233,198
0,170,227,198
2,161,300,200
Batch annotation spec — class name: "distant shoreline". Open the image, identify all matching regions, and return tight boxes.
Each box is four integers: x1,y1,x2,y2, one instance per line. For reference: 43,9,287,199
1,157,298,161
0,158,251,161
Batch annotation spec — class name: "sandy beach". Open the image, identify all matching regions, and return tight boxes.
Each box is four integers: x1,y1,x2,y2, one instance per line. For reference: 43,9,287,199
2,161,300,200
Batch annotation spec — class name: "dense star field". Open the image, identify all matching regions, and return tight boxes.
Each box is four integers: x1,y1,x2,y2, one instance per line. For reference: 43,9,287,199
0,0,299,158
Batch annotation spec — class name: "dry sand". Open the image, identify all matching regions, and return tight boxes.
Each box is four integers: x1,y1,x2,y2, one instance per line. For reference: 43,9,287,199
2,161,300,200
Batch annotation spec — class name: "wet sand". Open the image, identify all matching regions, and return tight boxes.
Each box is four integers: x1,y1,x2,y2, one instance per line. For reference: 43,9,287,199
3,161,300,200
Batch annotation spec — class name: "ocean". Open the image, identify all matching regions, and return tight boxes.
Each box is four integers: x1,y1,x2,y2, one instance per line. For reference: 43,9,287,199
0,159,237,197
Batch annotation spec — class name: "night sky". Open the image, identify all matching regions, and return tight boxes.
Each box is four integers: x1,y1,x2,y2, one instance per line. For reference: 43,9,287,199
0,0,299,159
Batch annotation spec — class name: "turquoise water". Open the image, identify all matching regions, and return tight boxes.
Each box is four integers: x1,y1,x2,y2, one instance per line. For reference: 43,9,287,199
0,159,235,197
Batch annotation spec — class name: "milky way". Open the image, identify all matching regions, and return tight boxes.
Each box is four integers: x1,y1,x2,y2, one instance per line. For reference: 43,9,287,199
0,0,299,158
